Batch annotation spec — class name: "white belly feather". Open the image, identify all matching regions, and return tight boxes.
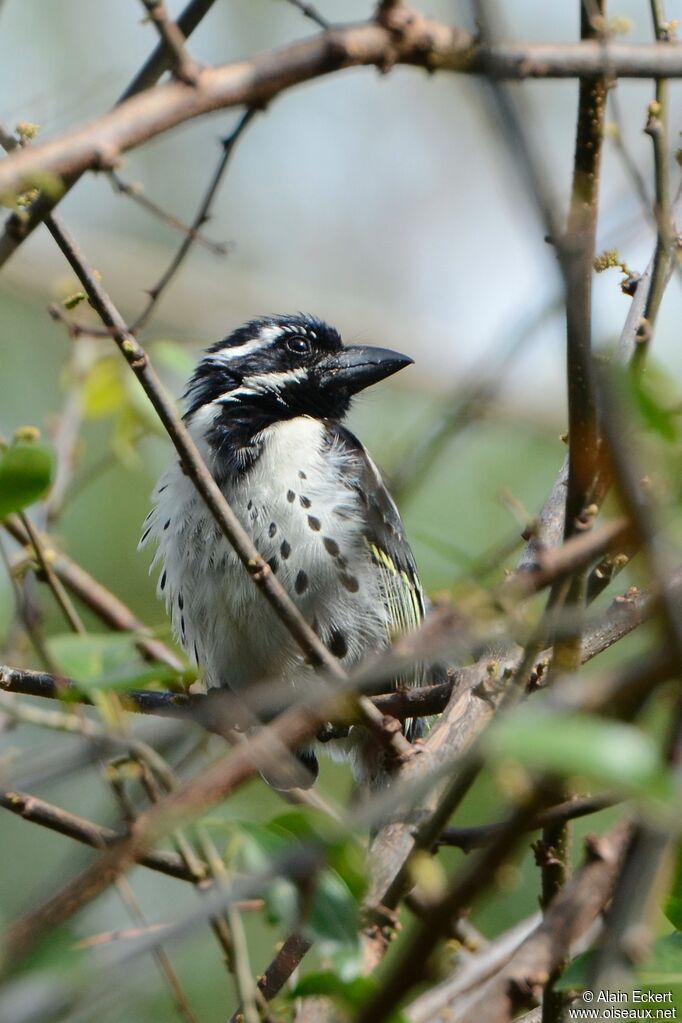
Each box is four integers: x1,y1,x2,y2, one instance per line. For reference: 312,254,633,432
141,416,389,694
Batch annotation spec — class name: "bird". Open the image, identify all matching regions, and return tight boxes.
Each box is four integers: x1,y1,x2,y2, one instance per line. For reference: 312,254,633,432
140,313,432,787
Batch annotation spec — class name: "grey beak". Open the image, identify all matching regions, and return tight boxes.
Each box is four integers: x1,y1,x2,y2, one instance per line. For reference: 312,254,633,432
319,345,413,396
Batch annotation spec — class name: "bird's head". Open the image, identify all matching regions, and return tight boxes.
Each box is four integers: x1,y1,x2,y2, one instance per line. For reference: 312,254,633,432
184,314,413,433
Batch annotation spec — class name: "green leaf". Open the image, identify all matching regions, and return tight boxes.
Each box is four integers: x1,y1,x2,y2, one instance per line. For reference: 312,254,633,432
83,357,125,419
290,972,375,1009
484,708,675,806
557,935,682,1004
269,811,366,901
227,817,362,967
639,932,682,988
0,440,53,518
665,845,682,931
629,363,680,443
46,632,178,693
308,868,359,949
636,382,678,442
555,950,591,991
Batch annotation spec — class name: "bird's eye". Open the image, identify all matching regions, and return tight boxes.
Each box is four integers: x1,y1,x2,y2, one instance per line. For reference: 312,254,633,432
286,335,310,355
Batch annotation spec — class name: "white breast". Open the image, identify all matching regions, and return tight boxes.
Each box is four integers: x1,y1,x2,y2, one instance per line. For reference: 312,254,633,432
141,416,388,694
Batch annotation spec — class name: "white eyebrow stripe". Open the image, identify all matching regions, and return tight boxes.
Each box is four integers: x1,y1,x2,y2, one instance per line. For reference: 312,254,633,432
209,327,281,363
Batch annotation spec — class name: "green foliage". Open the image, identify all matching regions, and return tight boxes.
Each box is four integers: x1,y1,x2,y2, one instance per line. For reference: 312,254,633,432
82,357,126,419
665,844,682,932
484,708,676,809
558,933,682,1009
629,364,680,444
226,811,365,974
290,972,376,1010
0,434,53,518
46,631,185,692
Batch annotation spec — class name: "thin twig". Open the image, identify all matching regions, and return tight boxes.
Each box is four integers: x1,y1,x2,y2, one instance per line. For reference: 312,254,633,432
584,368,682,998
0,789,203,882
133,755,240,991
108,170,228,255
4,515,184,671
280,0,329,30
632,2,675,371
539,5,608,1015
437,794,619,852
0,0,219,265
354,788,555,1023
139,0,201,85
447,821,631,1023
130,107,257,331
15,512,86,634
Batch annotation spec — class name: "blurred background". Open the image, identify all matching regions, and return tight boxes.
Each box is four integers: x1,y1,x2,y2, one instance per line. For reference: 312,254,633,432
0,1,680,1020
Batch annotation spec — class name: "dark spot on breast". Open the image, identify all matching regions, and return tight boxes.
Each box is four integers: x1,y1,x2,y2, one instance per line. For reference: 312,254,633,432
268,522,277,538
247,499,253,510
300,495,311,509
268,555,279,575
337,555,348,570
329,628,348,659
163,518,171,531
295,570,309,594
160,569,167,592
178,593,184,610
356,489,369,507
181,615,186,636
140,525,152,544
298,470,307,479
307,515,321,532
340,573,359,592
280,539,291,559
158,484,167,493
287,490,295,503
323,537,340,557
193,640,199,663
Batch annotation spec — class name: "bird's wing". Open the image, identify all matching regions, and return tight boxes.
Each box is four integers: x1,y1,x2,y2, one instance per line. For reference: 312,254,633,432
325,423,427,705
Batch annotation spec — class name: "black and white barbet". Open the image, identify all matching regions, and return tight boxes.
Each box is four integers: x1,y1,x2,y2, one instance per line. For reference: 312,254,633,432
141,313,434,786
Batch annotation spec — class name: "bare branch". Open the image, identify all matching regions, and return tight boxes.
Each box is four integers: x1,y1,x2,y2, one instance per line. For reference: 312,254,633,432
3,25,682,211
4,515,184,671
437,794,619,853
0,0,220,265
443,821,631,1023
355,788,555,1023
0,789,203,882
